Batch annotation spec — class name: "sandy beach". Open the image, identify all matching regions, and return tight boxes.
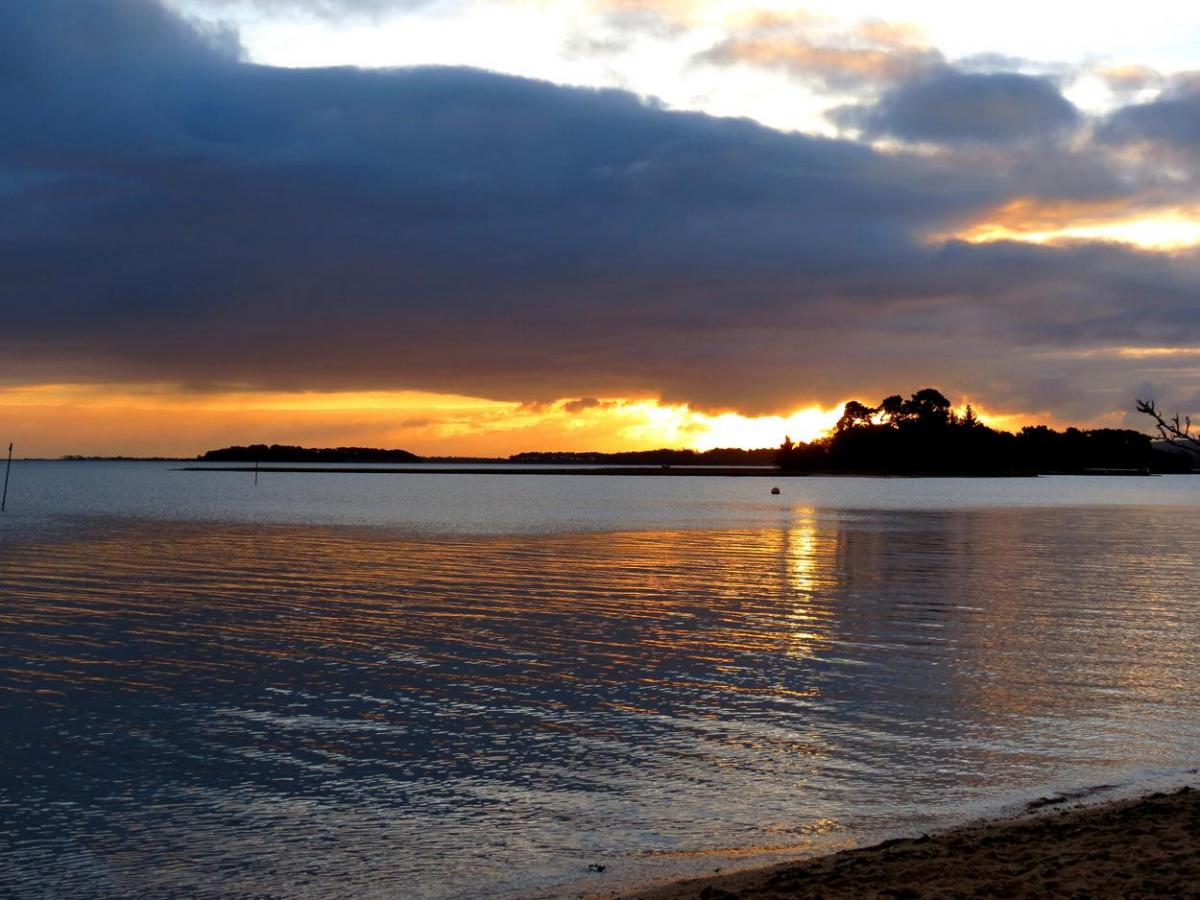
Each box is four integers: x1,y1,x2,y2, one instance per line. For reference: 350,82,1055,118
609,786,1200,900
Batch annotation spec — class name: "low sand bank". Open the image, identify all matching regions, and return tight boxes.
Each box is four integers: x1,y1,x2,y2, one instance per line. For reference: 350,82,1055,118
609,786,1199,899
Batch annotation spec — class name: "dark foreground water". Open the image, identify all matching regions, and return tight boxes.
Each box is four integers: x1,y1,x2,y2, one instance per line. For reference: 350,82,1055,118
1,464,1198,897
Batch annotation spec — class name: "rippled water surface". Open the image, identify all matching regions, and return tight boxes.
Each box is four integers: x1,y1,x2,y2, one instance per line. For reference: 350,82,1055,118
2,463,1199,898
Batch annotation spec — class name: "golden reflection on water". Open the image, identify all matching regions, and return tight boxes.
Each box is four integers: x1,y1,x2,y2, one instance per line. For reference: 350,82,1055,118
2,508,1200,899
783,507,838,663
3,511,1199,729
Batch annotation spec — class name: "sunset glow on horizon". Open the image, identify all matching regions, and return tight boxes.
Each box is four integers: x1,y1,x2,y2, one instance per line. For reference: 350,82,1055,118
0,381,1061,458
0,384,851,458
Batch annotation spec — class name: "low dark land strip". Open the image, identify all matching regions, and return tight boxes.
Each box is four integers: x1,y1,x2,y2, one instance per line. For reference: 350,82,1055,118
183,465,792,476
179,466,1046,477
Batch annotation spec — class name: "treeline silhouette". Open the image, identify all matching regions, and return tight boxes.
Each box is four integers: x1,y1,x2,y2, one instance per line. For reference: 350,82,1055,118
778,388,1193,475
510,448,778,466
201,444,422,463
200,445,778,466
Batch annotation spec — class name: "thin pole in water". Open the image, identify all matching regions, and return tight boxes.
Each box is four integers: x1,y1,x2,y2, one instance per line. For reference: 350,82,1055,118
2,443,11,512
254,457,259,487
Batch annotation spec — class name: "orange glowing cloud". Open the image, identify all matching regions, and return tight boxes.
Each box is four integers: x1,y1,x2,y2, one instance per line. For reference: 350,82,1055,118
1097,64,1164,94
936,197,1200,250
696,9,935,87
703,40,923,82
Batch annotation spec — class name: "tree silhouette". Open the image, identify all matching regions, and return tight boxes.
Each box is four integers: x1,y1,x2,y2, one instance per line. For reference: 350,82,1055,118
1136,399,1200,459
778,387,1192,474
836,401,876,433
903,388,952,426
878,394,905,425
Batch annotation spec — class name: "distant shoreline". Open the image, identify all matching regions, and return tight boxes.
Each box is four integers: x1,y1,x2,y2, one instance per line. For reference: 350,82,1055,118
181,464,820,477
177,464,1060,477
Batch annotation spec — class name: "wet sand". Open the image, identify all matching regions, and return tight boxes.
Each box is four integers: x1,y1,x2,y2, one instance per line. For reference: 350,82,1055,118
611,786,1200,899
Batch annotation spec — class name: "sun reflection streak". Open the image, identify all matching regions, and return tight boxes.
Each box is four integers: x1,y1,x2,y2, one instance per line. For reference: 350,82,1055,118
783,510,836,662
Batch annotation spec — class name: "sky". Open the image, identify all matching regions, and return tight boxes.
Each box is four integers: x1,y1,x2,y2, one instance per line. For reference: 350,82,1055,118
3,0,1200,456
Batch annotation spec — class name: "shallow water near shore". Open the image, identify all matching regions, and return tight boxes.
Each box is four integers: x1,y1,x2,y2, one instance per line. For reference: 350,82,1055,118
2,463,1199,898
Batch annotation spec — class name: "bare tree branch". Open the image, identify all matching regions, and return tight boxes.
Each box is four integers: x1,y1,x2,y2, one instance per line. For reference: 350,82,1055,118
1136,398,1200,458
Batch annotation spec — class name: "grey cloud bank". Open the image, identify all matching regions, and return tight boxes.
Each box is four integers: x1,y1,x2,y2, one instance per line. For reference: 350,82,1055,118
2,0,1198,424
1103,74,1200,158
837,68,1080,144
181,0,433,18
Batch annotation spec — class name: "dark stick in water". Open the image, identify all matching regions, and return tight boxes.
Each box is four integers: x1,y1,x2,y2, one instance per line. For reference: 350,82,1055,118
2,443,11,512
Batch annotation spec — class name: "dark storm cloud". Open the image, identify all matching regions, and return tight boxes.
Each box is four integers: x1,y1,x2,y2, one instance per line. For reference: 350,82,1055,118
1101,74,1200,156
1,0,1198,423
836,67,1080,144
691,19,1080,147
183,0,435,18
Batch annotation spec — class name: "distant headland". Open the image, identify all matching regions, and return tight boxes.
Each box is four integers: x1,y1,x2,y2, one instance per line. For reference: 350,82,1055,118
777,388,1196,475
194,444,778,467
199,444,422,464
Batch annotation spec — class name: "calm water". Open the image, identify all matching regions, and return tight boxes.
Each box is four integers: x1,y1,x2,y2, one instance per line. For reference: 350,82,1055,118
2,462,1199,898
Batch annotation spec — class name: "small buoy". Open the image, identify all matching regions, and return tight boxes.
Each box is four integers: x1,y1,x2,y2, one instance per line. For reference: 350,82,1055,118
770,486,781,495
